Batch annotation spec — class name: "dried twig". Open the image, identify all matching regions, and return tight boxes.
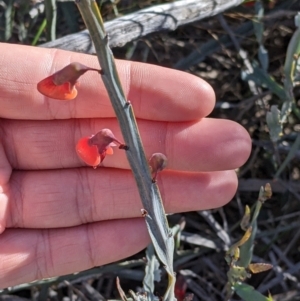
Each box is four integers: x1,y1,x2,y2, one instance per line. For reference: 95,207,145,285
41,0,244,52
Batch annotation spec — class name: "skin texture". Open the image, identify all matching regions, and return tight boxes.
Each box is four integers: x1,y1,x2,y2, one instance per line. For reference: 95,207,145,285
0,43,251,288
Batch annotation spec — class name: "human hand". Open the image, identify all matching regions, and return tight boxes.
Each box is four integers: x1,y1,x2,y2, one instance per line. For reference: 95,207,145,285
0,43,251,288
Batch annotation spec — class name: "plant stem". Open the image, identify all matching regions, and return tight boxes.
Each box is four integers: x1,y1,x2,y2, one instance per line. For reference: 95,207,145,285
44,0,57,41
75,1,175,300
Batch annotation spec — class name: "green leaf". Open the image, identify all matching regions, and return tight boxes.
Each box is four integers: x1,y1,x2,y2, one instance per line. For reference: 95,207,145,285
0,0,14,41
241,62,286,100
258,45,269,72
274,134,300,178
295,12,300,28
233,283,273,301
266,105,282,142
143,244,161,300
238,184,271,267
253,1,264,44
44,0,57,41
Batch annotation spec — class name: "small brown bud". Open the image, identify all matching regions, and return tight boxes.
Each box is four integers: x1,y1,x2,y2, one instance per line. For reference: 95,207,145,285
149,153,167,182
141,209,148,217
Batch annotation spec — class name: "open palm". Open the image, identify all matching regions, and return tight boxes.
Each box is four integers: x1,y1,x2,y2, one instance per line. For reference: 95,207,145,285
0,43,251,288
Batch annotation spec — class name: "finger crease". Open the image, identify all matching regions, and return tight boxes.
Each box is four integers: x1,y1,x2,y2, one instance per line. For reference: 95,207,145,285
35,229,54,280
75,169,89,224
86,223,96,268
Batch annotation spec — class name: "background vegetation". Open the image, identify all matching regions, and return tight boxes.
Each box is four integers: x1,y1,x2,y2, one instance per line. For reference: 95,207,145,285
0,0,300,300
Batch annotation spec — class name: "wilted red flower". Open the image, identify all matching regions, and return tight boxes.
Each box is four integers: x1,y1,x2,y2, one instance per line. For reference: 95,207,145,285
37,62,100,100
76,129,124,168
149,152,167,182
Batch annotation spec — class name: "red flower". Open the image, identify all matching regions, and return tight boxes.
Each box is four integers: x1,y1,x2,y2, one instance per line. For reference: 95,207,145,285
76,129,124,168
37,62,100,100
76,137,101,168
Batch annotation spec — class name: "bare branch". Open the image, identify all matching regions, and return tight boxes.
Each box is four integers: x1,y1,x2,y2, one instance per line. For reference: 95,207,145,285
40,0,243,53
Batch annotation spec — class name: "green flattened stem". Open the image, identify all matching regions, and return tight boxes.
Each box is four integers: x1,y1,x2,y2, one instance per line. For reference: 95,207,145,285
282,13,300,121
75,1,175,300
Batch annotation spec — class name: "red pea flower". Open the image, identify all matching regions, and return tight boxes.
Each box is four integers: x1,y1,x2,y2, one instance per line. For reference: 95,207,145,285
37,62,100,100
76,129,124,168
149,153,167,182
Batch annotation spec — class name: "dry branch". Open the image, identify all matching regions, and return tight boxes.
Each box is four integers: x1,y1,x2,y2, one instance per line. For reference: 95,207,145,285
40,0,244,53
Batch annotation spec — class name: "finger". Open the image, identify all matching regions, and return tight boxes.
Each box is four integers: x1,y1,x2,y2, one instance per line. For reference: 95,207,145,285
0,218,149,289
0,139,11,233
6,168,237,228
2,118,251,171
0,43,215,121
